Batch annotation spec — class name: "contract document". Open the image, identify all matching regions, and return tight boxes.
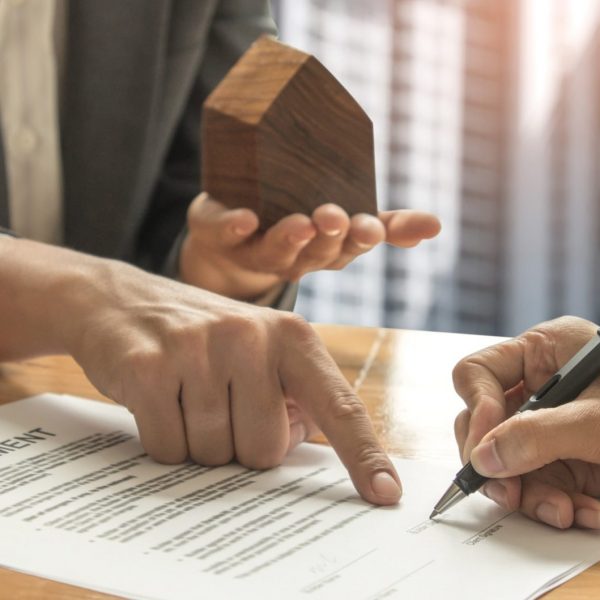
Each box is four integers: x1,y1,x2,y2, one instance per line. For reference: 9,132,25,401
0,394,598,600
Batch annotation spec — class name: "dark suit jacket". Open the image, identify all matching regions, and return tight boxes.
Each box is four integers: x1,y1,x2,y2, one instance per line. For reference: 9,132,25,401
0,0,275,274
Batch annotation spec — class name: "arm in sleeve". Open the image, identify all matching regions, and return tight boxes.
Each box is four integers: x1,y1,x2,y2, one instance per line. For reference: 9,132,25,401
135,1,296,309
0,227,18,238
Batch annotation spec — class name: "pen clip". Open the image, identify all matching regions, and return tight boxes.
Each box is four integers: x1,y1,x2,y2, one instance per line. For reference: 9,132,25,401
519,329,600,412
531,373,561,402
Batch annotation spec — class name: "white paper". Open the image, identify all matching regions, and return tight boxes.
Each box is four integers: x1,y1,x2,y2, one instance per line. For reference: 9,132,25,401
0,394,598,600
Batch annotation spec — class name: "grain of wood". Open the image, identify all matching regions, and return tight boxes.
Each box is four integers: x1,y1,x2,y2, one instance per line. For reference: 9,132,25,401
202,36,377,229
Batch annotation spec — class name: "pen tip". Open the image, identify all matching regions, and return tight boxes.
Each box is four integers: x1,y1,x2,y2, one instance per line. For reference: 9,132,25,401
430,482,467,519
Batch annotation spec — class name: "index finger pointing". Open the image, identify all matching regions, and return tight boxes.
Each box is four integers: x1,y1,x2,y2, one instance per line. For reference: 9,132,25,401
278,317,401,505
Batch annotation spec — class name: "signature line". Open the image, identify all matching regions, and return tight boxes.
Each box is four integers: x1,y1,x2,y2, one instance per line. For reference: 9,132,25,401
364,560,436,600
301,548,377,592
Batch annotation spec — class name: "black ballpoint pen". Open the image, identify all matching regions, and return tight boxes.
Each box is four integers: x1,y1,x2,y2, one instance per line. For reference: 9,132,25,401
430,329,600,519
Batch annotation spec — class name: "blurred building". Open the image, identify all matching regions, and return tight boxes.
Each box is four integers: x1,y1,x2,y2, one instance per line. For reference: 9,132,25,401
272,0,600,336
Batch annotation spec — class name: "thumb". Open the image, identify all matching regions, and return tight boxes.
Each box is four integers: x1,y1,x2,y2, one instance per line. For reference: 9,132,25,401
470,400,600,478
188,193,259,247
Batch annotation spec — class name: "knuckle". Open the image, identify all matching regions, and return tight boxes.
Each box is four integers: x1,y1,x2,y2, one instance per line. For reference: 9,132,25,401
452,351,488,380
550,314,593,331
236,322,266,351
451,355,480,391
451,357,469,386
521,330,557,374
213,313,266,347
278,312,315,343
123,347,168,385
329,392,369,422
171,325,209,363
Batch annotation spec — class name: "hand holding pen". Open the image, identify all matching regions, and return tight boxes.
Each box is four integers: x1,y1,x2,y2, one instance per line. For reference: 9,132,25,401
437,316,600,530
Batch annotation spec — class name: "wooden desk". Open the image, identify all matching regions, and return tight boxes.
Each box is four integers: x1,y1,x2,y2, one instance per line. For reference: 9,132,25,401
0,325,598,599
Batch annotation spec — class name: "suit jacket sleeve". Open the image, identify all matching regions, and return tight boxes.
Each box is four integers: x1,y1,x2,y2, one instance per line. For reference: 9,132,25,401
0,227,17,237
134,1,297,311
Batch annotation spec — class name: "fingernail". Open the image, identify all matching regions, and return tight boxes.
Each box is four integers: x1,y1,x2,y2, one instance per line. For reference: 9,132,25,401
483,481,507,509
371,471,401,500
288,422,307,449
471,438,505,475
233,226,252,236
324,228,341,237
536,502,563,528
575,508,600,529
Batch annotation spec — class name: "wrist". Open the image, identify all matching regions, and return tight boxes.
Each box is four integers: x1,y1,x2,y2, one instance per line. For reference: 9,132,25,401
0,238,106,359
